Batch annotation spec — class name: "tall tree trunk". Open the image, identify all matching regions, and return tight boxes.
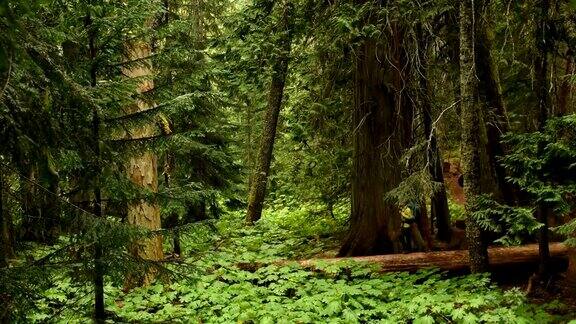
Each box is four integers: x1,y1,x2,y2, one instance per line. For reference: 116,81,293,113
475,1,515,205
122,38,164,281
459,0,490,273
92,109,105,322
446,9,462,117
246,1,294,224
534,0,551,278
162,147,183,257
418,26,452,242
535,1,551,132
338,12,403,256
85,12,105,321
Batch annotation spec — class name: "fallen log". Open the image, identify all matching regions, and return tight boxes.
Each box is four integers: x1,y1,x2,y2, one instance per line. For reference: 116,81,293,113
298,243,568,272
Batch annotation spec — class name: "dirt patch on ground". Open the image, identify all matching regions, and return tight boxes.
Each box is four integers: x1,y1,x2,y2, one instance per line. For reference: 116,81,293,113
443,161,465,205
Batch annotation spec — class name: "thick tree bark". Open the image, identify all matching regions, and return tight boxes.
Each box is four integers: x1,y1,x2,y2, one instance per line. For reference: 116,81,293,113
246,2,294,224
122,35,164,283
429,147,452,242
459,0,490,273
534,0,551,278
446,9,462,117
339,14,404,256
475,2,515,204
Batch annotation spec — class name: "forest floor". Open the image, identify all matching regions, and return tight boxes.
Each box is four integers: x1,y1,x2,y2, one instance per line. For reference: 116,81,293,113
25,209,576,323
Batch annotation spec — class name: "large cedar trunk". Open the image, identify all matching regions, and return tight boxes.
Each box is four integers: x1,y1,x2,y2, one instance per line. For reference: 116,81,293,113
246,2,294,224
339,25,403,256
459,0,490,273
123,39,164,281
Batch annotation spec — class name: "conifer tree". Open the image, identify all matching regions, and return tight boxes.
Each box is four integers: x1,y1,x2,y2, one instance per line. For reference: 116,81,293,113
122,25,165,281
459,0,490,273
246,0,295,224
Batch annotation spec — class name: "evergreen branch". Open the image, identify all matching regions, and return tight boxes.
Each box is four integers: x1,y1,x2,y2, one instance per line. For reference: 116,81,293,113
102,93,195,124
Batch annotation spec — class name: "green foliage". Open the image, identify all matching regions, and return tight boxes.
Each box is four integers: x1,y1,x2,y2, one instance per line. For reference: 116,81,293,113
108,267,565,323
483,114,576,244
3,0,576,322
449,199,466,221
26,213,573,323
0,0,239,320
473,195,542,246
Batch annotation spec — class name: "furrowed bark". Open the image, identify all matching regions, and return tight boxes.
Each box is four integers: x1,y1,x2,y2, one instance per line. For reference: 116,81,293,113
246,1,294,224
339,3,404,256
122,27,164,285
475,1,515,204
459,0,489,273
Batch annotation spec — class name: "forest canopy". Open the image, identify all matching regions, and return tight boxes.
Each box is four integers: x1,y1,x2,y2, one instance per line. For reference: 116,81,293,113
1,0,576,322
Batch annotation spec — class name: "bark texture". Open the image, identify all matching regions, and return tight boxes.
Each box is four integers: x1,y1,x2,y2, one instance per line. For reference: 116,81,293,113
459,0,490,273
475,2,515,204
418,29,452,242
122,38,164,280
534,0,551,131
339,10,404,256
534,0,552,277
246,1,294,224
302,243,568,272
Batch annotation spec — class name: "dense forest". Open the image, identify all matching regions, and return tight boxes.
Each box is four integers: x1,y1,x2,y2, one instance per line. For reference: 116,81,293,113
1,0,576,322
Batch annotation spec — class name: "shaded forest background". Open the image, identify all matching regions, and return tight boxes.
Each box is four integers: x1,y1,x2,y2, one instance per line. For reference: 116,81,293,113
1,0,576,322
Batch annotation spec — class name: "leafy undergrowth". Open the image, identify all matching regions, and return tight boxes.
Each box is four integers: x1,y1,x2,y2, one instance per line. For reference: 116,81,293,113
28,211,576,323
